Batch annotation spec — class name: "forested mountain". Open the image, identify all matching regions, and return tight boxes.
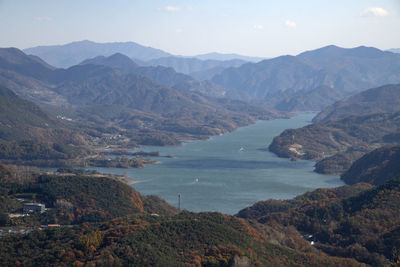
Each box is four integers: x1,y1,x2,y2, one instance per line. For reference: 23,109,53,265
313,83,400,123
0,83,94,167
22,43,400,112
24,43,400,113
23,40,172,68
80,53,194,87
341,146,400,185
0,85,56,140
0,47,65,105
0,168,364,266
2,165,398,266
269,83,400,174
212,45,400,111
270,111,400,174
79,53,228,96
237,178,400,266
0,84,86,145
273,85,349,112
0,47,282,148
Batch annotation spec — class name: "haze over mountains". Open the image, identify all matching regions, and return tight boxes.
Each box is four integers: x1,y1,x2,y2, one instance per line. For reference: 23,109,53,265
23,40,259,80
23,40,172,68
4,40,400,166
212,45,400,110
0,46,281,151
145,56,247,76
79,53,228,97
194,52,263,62
23,41,400,113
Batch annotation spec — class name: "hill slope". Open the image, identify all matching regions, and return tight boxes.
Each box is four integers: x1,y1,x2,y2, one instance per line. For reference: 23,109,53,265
0,168,365,266
0,170,177,224
269,111,400,174
313,83,400,123
341,146,400,185
238,178,400,266
79,53,229,97
0,84,85,145
269,83,400,174
79,53,193,87
0,211,364,266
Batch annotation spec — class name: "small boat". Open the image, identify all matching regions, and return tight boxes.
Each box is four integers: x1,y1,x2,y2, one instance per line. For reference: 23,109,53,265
195,178,199,182
239,147,245,151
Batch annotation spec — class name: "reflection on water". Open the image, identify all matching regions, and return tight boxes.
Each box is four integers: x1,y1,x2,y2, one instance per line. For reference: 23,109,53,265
89,112,344,215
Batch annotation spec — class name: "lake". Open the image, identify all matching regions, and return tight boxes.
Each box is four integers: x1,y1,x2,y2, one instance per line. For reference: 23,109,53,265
90,112,343,215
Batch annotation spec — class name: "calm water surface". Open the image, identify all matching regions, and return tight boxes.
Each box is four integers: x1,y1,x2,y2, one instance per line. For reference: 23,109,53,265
90,113,343,214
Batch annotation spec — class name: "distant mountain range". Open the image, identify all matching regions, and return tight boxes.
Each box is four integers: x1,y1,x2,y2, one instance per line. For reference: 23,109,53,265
212,45,400,111
79,53,228,97
23,42,400,112
0,47,281,148
23,40,172,68
81,53,248,83
23,41,258,77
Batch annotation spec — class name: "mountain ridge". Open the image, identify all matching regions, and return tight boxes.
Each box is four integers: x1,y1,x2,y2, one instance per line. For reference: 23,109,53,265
212,45,400,111
0,47,283,148
341,146,400,185
78,53,229,97
23,40,172,68
313,83,400,123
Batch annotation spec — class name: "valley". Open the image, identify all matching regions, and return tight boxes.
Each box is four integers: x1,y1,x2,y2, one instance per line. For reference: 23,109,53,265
87,113,343,215
1,29,400,266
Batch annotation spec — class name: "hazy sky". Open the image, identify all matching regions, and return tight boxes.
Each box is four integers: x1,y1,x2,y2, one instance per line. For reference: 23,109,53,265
1,0,399,57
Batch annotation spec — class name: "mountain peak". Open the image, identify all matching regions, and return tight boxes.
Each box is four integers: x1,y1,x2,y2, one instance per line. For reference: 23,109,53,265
0,47,29,61
79,52,139,72
297,45,346,58
0,47,55,79
298,45,388,60
345,45,385,58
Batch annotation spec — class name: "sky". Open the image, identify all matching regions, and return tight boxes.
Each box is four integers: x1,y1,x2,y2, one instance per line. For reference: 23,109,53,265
0,0,399,57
